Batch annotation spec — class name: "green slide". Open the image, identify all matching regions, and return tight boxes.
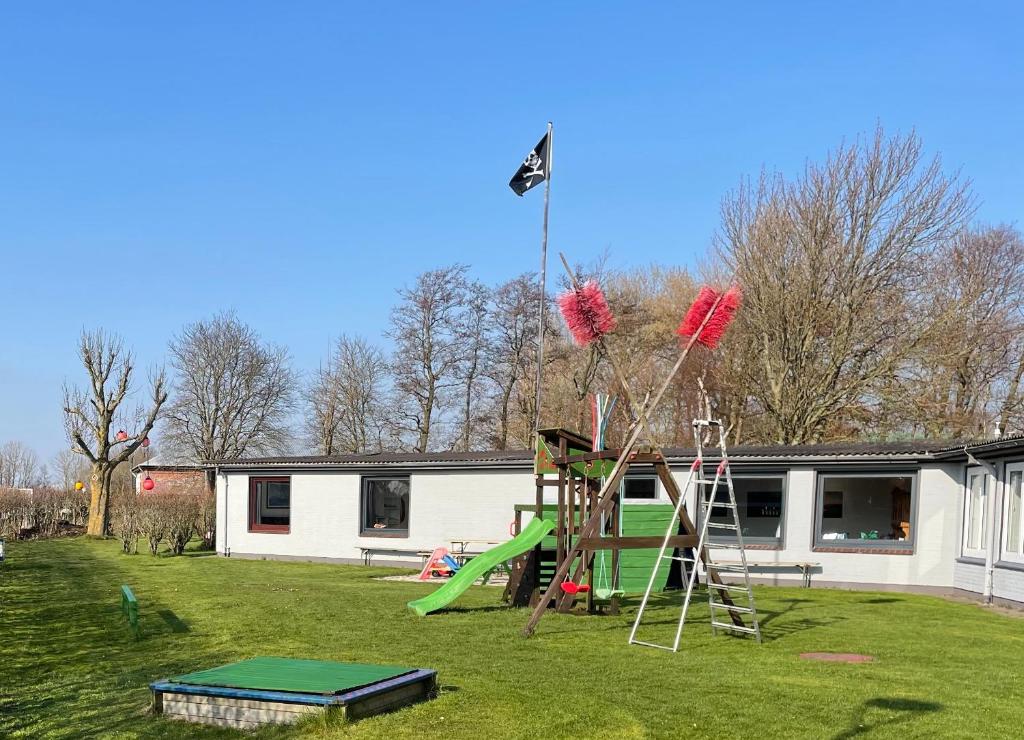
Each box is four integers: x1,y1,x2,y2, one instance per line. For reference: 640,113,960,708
407,517,555,617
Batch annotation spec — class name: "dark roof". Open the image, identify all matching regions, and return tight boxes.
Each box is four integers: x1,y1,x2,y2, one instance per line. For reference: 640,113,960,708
213,439,968,471
217,448,534,468
666,440,954,458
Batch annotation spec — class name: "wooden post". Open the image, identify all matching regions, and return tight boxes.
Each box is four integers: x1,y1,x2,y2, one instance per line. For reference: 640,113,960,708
522,457,631,636
556,437,567,580
610,485,621,615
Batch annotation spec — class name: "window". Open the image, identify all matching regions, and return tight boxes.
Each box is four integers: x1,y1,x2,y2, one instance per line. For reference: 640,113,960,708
249,477,290,533
815,474,914,550
622,474,658,500
361,477,410,536
963,468,989,559
708,476,785,545
822,491,843,518
1001,464,1023,562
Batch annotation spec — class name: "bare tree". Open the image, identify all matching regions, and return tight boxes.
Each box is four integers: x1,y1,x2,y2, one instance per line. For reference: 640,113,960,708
166,312,295,481
716,127,972,443
486,274,541,449
456,281,491,451
63,330,167,536
52,448,90,491
389,265,473,452
305,335,390,454
0,441,40,489
905,225,1024,437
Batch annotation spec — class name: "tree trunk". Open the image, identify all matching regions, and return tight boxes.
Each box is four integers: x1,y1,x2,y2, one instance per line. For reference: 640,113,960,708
85,464,110,536
1000,353,1024,434
497,383,513,450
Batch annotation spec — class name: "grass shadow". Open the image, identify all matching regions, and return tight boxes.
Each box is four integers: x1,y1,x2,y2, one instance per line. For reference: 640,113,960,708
759,615,847,642
833,697,943,739
157,609,191,633
860,597,904,604
0,539,234,738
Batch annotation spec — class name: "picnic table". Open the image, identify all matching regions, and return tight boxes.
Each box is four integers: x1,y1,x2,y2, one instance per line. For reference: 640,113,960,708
449,539,511,581
449,539,501,564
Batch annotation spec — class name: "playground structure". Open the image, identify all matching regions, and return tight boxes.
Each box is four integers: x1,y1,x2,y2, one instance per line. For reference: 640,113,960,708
503,426,751,635
417,547,461,579
406,253,758,646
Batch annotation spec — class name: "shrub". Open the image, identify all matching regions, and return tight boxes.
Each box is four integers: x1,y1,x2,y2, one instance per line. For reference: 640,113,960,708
112,491,140,554
0,487,90,539
164,494,200,556
138,495,168,555
198,490,216,550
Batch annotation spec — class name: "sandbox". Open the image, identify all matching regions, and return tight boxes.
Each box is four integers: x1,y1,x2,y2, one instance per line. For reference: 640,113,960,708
151,657,436,729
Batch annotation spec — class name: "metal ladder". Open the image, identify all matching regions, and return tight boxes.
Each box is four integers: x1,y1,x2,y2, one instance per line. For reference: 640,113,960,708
628,419,761,651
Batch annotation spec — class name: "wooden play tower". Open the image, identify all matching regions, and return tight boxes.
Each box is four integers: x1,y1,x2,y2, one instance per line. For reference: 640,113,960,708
505,428,748,632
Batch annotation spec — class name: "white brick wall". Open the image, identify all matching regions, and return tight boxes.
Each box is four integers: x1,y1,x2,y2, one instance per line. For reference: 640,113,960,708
216,461,962,589
993,565,1024,604
217,469,536,562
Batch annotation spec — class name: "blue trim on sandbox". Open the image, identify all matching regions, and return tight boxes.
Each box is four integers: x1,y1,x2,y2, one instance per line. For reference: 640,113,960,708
150,668,437,707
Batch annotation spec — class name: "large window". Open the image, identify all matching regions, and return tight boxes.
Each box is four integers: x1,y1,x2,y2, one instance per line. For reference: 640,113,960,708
622,474,658,500
249,477,290,533
963,468,989,559
1001,464,1023,563
708,475,785,545
361,477,410,536
815,474,914,550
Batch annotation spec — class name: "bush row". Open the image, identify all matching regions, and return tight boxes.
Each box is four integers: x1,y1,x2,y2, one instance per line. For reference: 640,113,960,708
0,487,90,539
113,490,215,556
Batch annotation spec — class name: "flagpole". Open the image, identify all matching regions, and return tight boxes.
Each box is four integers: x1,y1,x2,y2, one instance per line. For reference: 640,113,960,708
533,121,553,433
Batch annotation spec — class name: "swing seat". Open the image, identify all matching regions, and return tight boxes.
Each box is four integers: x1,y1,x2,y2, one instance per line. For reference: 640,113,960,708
559,582,591,595
594,587,624,601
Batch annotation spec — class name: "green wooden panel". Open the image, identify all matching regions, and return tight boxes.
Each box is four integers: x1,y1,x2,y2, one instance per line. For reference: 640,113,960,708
519,504,678,594
619,504,676,593
173,658,414,695
534,438,617,478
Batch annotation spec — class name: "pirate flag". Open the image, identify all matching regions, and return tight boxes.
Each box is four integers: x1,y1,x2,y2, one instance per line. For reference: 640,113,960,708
508,132,551,196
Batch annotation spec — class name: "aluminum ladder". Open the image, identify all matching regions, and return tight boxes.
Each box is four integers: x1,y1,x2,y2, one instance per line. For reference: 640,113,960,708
628,419,761,651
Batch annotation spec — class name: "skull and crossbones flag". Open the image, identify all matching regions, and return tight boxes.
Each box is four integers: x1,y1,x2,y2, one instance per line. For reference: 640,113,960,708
508,131,551,196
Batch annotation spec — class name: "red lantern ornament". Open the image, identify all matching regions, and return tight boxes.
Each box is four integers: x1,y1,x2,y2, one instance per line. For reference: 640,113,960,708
116,430,129,442
142,476,155,491
74,481,84,491
141,436,150,448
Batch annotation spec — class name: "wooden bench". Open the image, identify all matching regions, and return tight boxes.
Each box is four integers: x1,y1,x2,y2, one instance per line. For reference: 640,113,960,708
359,547,434,566
743,561,819,587
121,585,140,637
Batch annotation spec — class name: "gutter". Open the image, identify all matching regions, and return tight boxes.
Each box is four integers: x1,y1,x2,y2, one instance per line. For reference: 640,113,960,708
217,465,230,558
966,448,998,603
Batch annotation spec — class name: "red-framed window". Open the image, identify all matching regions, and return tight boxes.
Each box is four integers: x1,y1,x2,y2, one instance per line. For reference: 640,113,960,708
249,476,291,533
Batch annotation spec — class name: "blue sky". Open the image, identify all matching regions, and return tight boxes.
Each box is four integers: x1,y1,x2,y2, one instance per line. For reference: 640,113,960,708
1,3,1022,464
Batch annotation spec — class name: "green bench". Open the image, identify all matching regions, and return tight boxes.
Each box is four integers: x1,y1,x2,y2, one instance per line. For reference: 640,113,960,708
121,585,140,637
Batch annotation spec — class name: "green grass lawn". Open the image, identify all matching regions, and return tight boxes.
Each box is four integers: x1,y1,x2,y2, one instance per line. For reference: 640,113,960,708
1,537,1022,739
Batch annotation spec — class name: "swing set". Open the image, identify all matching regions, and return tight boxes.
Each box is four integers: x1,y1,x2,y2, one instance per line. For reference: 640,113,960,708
504,426,684,617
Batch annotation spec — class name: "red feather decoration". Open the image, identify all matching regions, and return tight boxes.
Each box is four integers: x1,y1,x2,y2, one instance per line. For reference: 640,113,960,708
557,280,616,346
677,285,742,349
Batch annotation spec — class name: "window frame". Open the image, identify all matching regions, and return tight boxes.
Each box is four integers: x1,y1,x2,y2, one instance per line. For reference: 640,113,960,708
813,470,918,553
963,466,990,560
360,475,411,538
248,476,291,534
621,473,660,502
705,473,787,548
1000,462,1024,565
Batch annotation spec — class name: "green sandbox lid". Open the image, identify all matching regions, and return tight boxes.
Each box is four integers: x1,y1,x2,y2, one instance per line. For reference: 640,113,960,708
172,657,415,695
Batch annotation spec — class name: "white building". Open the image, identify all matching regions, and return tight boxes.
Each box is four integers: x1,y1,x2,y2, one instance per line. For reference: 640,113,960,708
211,435,1024,607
